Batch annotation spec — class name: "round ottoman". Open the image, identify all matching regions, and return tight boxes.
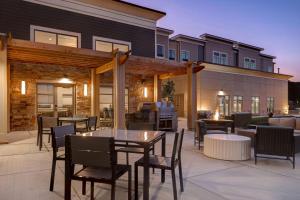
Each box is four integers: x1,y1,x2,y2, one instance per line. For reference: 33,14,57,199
204,134,251,161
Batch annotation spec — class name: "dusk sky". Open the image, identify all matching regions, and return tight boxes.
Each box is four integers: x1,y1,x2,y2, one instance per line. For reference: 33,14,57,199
127,0,300,81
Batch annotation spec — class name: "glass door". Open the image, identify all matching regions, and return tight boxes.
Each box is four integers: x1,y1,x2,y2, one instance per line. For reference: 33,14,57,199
37,83,75,117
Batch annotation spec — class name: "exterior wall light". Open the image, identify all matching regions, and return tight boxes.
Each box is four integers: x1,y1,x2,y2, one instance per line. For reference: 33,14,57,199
143,87,148,98
218,89,224,96
21,81,26,95
83,83,88,97
59,75,72,84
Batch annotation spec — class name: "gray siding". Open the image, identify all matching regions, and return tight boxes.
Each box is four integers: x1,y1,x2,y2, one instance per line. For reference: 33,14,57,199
169,40,179,61
205,40,234,66
180,42,199,62
0,0,155,57
156,34,169,59
238,47,262,70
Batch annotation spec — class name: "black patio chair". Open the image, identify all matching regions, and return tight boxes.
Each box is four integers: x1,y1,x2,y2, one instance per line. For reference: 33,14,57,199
255,126,295,169
76,116,98,133
195,120,226,150
65,135,132,200
117,123,155,168
37,116,58,151
50,125,76,191
134,129,185,200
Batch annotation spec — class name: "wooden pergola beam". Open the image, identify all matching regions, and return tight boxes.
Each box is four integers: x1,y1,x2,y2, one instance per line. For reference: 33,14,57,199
95,60,114,74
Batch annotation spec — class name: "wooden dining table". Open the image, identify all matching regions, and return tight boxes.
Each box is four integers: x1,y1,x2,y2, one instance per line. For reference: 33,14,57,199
64,129,166,200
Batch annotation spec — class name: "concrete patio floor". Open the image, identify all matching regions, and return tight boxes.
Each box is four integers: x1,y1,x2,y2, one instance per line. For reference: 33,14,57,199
1,122,300,199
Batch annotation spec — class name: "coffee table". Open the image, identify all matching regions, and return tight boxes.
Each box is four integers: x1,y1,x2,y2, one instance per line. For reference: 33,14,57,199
204,134,251,160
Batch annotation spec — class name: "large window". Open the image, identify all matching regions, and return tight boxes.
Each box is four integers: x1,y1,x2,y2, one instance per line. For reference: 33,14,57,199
251,97,260,114
233,96,243,113
244,57,256,69
31,25,80,48
213,51,228,65
267,66,273,73
156,44,165,58
94,36,130,53
180,50,190,62
169,49,176,60
267,97,275,113
218,95,230,117
99,86,129,113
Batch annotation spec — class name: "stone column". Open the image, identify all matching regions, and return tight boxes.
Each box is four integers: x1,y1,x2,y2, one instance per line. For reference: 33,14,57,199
113,52,126,129
0,36,9,133
187,63,197,130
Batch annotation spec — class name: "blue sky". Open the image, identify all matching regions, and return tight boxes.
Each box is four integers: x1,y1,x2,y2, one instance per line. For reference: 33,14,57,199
127,0,300,81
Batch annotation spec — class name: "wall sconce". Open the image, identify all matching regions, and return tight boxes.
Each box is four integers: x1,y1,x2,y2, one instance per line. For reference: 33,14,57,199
21,81,26,95
217,89,224,96
83,83,88,97
143,87,148,98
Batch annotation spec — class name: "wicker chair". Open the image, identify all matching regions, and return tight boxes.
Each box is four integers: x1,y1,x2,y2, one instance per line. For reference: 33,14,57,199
255,126,295,169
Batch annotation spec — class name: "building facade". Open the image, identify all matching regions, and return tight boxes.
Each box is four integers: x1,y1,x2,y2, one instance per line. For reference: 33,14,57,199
0,0,292,133
156,28,291,118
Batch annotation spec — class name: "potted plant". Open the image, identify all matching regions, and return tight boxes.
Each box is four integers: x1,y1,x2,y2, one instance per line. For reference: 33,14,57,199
162,80,175,102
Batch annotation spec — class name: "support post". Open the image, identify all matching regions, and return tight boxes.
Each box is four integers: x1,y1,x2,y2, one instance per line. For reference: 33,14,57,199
0,36,9,134
91,68,100,124
187,62,197,131
153,74,161,102
113,52,126,129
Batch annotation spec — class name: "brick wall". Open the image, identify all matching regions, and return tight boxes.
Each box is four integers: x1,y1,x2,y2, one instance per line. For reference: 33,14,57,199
10,63,91,131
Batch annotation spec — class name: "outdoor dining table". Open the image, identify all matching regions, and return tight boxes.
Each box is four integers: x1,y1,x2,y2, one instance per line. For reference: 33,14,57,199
64,129,166,200
58,117,88,129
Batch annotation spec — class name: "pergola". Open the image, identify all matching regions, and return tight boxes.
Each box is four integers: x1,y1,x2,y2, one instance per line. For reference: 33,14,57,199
0,36,204,132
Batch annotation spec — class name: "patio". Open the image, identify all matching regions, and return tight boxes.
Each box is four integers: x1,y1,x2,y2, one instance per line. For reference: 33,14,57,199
1,119,300,200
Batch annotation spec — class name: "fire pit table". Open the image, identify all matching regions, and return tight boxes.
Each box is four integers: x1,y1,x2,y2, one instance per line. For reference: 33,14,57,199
204,134,251,161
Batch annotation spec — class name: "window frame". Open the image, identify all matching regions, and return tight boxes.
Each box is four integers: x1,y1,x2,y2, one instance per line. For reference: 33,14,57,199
232,95,243,113
251,96,260,114
180,50,190,62
212,51,228,65
93,36,131,52
267,97,275,113
169,48,176,61
244,57,257,69
156,44,165,58
30,25,81,48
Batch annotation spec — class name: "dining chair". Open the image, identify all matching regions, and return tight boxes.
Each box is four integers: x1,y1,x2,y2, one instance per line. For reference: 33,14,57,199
134,129,184,200
65,135,132,200
117,123,155,167
37,116,58,151
50,125,76,191
76,116,98,133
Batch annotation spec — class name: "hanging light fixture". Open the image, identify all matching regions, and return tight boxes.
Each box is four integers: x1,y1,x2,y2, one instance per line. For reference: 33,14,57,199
141,78,148,98
21,81,26,95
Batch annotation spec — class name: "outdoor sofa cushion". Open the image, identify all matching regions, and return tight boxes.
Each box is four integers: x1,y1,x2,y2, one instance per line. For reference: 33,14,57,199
296,118,300,130
268,117,296,129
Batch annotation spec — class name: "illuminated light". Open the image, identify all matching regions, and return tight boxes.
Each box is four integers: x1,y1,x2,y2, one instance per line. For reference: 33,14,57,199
143,87,148,98
214,110,220,120
59,77,72,84
218,90,225,96
21,81,26,95
83,83,88,97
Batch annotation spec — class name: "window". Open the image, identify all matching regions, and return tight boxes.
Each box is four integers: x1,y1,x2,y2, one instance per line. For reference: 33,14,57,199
156,44,165,58
180,50,190,62
169,49,176,60
267,97,275,113
233,96,243,113
213,51,228,65
99,86,129,114
31,25,80,48
93,36,131,53
218,95,230,117
251,97,260,114
267,66,273,73
244,57,256,69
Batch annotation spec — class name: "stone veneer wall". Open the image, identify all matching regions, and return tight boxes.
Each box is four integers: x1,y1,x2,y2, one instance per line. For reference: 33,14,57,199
10,63,91,131
99,72,154,113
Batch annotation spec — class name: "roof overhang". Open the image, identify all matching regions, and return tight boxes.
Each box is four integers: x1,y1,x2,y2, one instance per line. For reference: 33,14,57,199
200,62,292,81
